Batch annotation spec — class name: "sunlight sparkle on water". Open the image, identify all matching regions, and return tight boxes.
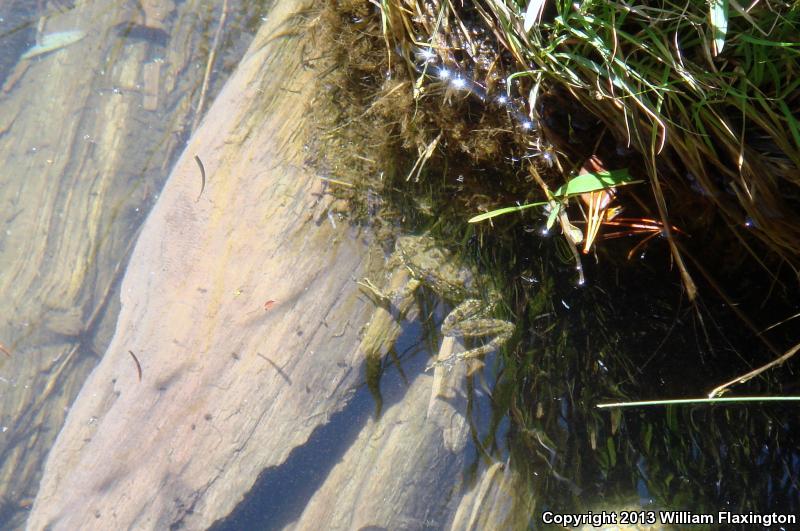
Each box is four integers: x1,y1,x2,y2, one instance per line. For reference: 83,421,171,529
451,77,467,90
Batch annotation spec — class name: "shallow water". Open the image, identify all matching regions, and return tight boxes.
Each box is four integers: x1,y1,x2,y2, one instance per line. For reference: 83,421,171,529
2,1,798,530
0,1,268,528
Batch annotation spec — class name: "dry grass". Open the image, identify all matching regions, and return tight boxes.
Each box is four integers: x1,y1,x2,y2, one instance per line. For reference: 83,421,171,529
376,0,800,294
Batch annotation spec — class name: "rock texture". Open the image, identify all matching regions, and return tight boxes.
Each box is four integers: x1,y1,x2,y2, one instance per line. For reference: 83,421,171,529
26,0,377,528
0,1,220,526
27,2,534,530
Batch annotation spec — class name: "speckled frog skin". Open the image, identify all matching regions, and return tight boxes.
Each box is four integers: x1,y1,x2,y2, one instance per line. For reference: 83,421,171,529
372,234,515,368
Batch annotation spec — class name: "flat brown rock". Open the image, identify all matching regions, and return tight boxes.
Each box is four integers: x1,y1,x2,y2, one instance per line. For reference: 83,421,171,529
28,2,536,529
290,337,470,530
27,0,378,528
0,2,233,526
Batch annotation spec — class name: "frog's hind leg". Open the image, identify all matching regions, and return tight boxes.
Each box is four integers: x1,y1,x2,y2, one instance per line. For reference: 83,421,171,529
433,325,512,367
432,299,514,368
426,336,471,453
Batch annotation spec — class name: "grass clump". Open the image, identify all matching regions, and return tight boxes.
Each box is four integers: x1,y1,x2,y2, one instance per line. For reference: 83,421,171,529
307,0,800,520
377,0,800,292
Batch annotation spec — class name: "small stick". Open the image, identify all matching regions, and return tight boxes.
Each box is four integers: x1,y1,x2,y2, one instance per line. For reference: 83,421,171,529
527,164,585,285
128,350,142,382
646,153,697,299
318,175,353,187
194,155,206,202
191,0,229,133
0,342,11,356
707,342,800,398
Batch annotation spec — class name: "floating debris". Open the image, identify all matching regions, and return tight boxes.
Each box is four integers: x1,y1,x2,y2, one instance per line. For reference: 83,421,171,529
21,30,86,60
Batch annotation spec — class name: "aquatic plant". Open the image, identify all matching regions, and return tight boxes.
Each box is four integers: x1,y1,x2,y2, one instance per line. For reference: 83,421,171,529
310,1,800,522
376,0,800,298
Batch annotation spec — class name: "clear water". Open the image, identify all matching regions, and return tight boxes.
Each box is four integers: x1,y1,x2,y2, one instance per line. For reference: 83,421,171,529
0,1,267,528
1,1,797,530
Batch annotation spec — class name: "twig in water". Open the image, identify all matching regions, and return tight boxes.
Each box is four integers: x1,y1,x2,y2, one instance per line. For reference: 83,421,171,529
318,175,354,187
707,342,800,398
128,350,143,382
598,395,800,409
194,155,206,202
191,0,230,133
527,164,585,285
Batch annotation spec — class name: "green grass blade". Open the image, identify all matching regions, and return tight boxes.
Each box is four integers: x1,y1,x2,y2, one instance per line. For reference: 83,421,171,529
468,201,548,223
777,99,800,151
553,169,639,197
523,0,547,32
738,33,800,50
710,0,729,56
598,396,800,409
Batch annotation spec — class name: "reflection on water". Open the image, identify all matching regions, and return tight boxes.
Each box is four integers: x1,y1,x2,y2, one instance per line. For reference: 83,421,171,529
496,233,800,524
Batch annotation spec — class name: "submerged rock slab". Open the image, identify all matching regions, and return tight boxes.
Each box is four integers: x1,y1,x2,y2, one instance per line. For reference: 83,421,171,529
289,337,471,530
28,1,535,529
27,0,375,528
289,337,534,530
0,1,229,527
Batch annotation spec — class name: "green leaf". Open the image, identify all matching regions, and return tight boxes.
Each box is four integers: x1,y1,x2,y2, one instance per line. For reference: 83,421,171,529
709,0,728,56
523,0,547,33
467,201,548,223
553,169,638,197
545,200,561,230
468,169,641,224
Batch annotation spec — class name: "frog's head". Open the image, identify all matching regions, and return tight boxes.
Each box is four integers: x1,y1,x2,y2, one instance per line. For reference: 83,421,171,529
395,234,443,270
395,234,475,300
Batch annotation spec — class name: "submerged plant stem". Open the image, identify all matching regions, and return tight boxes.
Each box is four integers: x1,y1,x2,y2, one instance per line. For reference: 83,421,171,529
597,395,800,409
707,342,800,398
192,0,229,133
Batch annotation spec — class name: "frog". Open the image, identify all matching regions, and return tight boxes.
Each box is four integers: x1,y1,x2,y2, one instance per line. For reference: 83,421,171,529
358,234,514,373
